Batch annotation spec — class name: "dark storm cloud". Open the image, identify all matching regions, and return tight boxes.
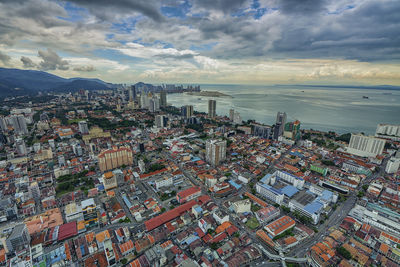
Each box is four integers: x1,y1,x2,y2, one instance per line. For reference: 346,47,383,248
270,0,400,61
38,49,69,71
193,0,250,13
65,0,164,22
20,56,36,68
277,0,327,15
0,51,11,65
73,65,96,72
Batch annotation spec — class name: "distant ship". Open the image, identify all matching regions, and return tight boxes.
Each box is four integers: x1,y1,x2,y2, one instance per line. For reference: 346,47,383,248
362,96,369,99
198,98,202,100
301,90,305,92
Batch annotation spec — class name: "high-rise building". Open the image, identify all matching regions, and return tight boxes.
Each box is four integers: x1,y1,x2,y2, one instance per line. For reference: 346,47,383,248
81,198,98,228
78,121,89,134
6,224,30,253
376,124,400,137
103,172,118,191
140,94,149,109
129,85,136,101
233,111,242,125
149,97,160,112
273,112,287,140
159,91,167,108
138,143,145,153
385,157,400,174
16,139,27,155
155,115,167,128
12,115,28,135
208,100,216,119
253,124,272,139
0,133,7,144
347,134,386,157
29,182,41,200
229,109,235,121
0,116,7,131
283,120,301,140
98,147,133,172
181,105,194,118
206,139,227,166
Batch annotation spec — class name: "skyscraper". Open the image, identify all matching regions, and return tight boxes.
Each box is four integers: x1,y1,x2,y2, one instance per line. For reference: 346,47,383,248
181,105,194,118
253,124,272,139
98,147,133,172
149,97,160,112
159,91,167,108
283,120,301,140
129,85,136,101
208,100,216,119
16,139,27,155
6,224,31,253
206,139,227,166
155,115,167,128
273,112,287,140
78,121,89,134
347,134,386,157
12,115,28,135
0,116,7,131
229,109,235,121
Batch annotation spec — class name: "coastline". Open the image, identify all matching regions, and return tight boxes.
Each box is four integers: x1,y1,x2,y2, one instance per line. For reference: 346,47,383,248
185,91,232,98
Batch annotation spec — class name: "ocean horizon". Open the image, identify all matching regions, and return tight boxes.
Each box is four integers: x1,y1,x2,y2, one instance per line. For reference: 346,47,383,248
167,84,400,135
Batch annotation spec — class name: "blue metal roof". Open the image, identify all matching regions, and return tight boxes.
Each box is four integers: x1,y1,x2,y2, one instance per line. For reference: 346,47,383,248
281,185,298,197
191,157,201,162
184,235,199,245
194,206,203,213
303,201,323,214
289,151,304,158
321,190,333,201
260,174,271,184
259,183,282,195
229,180,242,190
277,170,304,181
122,195,132,209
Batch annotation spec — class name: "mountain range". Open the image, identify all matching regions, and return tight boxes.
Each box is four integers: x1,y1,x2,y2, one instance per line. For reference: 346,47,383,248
0,67,115,96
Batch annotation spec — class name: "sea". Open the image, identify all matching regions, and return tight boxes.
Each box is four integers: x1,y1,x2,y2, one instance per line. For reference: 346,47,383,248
167,84,400,135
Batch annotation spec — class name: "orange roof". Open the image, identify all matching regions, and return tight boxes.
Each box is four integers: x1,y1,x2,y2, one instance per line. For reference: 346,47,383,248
106,190,115,197
284,236,297,245
215,221,233,234
284,164,299,173
244,192,268,207
0,249,5,263
65,242,72,261
129,259,141,267
95,230,110,243
379,243,389,254
119,240,134,254
256,230,275,247
104,172,114,179
160,240,173,249
77,220,86,231
25,208,63,235
265,216,295,237
85,232,95,243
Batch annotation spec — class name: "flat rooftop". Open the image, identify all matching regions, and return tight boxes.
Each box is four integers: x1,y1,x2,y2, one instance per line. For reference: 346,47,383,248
292,190,316,206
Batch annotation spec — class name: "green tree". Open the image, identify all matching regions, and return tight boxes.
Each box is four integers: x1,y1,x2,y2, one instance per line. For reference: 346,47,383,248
337,246,352,260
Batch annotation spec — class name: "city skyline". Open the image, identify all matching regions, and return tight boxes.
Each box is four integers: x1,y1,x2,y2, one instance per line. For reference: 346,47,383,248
0,0,399,85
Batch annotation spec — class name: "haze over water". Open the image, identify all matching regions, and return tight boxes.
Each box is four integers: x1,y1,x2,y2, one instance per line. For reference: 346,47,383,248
168,85,400,135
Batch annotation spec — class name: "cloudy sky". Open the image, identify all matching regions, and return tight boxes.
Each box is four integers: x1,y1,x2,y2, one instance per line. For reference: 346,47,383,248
0,0,399,85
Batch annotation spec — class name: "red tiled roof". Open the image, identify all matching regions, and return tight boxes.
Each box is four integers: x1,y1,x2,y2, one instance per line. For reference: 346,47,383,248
177,186,201,199
58,222,78,241
145,199,198,231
